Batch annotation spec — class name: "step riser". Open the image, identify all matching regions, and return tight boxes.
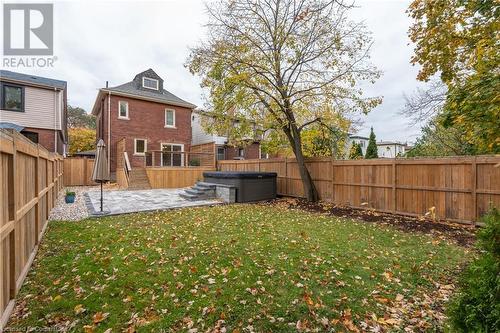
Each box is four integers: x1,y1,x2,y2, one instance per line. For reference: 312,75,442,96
127,168,151,190
180,182,218,201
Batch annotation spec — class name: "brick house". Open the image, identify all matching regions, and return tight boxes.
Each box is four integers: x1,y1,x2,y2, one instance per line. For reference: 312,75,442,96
91,69,196,176
0,70,68,155
191,110,263,160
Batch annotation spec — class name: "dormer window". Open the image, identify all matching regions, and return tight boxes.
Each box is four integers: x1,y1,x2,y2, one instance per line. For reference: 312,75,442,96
142,77,159,90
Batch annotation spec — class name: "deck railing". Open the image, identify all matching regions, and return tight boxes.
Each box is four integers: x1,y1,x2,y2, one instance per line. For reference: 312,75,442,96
144,150,215,168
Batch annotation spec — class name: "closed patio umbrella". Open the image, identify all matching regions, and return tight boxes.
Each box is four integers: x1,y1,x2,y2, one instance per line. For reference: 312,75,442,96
92,139,110,212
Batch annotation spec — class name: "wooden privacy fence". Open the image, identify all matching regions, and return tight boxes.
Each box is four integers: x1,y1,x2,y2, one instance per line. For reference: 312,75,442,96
63,157,96,186
146,167,216,189
219,156,500,224
0,129,63,329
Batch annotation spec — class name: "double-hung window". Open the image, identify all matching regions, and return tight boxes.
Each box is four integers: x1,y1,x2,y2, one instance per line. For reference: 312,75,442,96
165,109,175,128
118,101,129,119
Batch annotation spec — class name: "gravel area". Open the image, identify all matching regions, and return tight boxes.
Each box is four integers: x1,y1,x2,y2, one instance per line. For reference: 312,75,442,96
48,186,100,221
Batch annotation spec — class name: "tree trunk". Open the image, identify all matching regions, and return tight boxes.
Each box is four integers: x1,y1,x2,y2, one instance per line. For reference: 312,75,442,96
294,143,319,202
286,126,319,202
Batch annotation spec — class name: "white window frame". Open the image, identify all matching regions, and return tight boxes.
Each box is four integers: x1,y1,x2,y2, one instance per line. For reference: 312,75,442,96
164,108,176,128
134,138,147,156
142,77,159,90
118,100,129,119
160,143,184,166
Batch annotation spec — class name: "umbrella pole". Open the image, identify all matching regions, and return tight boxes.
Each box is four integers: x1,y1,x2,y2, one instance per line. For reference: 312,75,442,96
100,181,103,212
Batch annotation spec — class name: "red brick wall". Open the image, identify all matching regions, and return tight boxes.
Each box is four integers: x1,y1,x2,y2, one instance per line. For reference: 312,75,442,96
22,127,58,153
225,142,260,160
100,95,192,171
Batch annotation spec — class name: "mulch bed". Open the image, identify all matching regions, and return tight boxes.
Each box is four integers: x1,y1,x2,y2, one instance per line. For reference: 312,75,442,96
265,198,477,247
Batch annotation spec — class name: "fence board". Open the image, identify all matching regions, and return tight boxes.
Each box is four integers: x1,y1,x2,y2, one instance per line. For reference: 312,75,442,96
146,167,216,189
0,129,63,330
219,156,500,223
63,158,95,186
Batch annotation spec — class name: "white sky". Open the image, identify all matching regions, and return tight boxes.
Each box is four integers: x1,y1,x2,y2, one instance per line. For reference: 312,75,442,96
2,0,426,143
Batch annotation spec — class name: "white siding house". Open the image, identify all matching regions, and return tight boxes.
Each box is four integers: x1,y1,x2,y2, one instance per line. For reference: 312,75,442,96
1,86,64,131
345,135,369,157
377,142,407,158
191,111,226,145
0,70,67,154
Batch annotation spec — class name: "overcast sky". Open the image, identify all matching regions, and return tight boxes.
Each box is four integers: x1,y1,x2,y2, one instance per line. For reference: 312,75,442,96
2,0,427,143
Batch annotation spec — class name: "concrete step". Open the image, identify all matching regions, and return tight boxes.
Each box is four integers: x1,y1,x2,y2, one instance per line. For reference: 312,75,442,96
179,192,198,200
186,188,205,195
196,182,217,189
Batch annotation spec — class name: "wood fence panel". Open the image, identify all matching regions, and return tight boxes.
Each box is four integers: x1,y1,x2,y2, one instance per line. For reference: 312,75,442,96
190,142,216,167
63,158,95,186
219,155,500,224
146,167,216,189
0,129,63,330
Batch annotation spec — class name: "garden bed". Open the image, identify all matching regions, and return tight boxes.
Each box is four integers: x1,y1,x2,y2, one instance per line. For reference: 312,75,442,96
275,198,477,247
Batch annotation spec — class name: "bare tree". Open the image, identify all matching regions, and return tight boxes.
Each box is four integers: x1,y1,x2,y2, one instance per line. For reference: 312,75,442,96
401,79,447,125
188,0,381,201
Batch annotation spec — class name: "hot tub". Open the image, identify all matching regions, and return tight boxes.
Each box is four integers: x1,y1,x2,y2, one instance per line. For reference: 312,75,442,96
203,171,277,203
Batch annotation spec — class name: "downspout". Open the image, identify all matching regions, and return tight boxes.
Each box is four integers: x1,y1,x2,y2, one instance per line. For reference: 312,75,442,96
54,87,57,154
107,91,111,173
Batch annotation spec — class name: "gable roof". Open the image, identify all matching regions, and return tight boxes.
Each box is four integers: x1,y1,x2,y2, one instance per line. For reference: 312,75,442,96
0,70,66,89
97,68,196,110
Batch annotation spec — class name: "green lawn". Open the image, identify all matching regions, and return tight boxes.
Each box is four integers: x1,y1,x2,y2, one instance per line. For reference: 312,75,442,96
7,204,472,332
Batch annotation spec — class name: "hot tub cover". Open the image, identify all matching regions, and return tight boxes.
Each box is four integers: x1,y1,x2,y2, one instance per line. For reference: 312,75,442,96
203,171,277,179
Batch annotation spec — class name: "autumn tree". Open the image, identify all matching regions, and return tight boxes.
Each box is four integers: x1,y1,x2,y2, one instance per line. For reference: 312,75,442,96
364,127,378,159
406,116,477,157
408,0,499,153
348,142,363,159
68,127,96,156
68,105,96,129
188,0,381,201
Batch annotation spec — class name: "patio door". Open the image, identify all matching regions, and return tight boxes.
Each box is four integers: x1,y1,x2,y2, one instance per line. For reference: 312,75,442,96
161,143,184,166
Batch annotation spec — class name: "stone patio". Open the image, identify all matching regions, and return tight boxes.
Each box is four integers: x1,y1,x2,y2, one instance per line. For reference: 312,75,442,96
85,188,221,216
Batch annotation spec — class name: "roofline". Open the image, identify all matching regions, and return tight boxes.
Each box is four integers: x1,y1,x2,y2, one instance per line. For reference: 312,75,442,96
377,142,406,146
0,77,66,91
94,88,197,111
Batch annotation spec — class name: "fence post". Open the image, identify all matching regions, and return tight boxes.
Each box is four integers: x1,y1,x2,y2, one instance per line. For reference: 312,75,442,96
472,157,477,225
392,159,397,213
8,139,17,305
284,158,288,195
34,146,40,244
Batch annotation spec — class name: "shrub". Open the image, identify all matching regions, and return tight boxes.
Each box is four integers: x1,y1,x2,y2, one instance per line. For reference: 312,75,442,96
189,158,201,166
447,208,500,332
65,190,76,196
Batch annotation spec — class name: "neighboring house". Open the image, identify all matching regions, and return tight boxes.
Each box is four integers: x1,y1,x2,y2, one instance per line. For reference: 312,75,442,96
0,70,68,155
346,134,369,157
191,110,262,160
91,69,196,175
377,141,408,158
